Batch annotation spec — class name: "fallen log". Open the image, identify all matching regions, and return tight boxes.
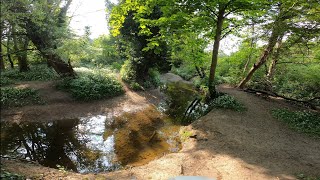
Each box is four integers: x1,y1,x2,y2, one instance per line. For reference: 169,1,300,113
244,88,319,110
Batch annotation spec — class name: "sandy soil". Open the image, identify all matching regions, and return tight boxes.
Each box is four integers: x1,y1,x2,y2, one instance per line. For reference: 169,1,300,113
1,76,320,180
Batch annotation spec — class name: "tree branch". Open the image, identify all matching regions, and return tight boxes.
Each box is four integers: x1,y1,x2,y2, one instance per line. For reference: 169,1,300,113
0,48,37,57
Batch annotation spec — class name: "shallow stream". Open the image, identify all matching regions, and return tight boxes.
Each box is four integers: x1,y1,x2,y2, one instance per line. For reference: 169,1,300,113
1,81,212,173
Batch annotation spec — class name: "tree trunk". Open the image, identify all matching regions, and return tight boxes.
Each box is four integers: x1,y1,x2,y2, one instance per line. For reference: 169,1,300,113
12,24,30,72
19,37,30,72
238,19,283,89
0,48,4,70
243,22,255,73
6,27,14,69
267,35,283,80
0,22,4,71
25,19,75,77
208,7,225,97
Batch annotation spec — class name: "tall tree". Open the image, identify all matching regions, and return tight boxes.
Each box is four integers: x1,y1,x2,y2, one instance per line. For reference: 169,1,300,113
6,0,75,76
238,0,320,88
110,2,171,83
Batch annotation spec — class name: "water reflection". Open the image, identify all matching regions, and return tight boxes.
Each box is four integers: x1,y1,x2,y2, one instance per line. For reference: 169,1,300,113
1,108,181,173
1,116,120,173
160,82,211,125
1,81,211,173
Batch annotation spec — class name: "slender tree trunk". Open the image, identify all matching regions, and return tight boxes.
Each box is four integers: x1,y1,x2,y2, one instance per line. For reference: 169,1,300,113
243,22,255,73
208,7,225,97
0,47,4,71
19,37,30,72
12,24,30,72
267,35,283,80
238,20,283,89
6,27,14,69
0,22,5,70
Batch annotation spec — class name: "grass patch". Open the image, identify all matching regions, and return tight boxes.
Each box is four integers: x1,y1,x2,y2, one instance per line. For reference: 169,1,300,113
210,94,246,112
1,87,44,108
57,71,124,101
1,65,58,84
272,109,320,137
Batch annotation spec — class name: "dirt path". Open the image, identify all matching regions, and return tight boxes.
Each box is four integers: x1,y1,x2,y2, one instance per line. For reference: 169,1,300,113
1,81,320,180
1,80,160,123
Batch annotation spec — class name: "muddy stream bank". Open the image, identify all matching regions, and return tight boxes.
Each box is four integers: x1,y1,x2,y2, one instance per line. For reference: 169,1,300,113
1,76,210,174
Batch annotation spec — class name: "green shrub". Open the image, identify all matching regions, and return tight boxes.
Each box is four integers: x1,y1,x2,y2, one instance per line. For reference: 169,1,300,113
1,65,58,82
111,62,123,71
148,68,162,87
0,77,14,86
272,109,320,136
1,168,25,180
58,72,124,101
130,82,143,91
120,60,136,82
171,65,196,81
210,94,246,112
1,87,44,108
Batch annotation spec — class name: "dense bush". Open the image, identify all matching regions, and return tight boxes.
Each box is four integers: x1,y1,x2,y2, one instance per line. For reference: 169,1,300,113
1,65,58,82
171,65,197,81
120,60,136,83
272,109,320,136
57,72,124,101
121,61,162,90
210,94,246,112
0,77,14,86
1,87,44,108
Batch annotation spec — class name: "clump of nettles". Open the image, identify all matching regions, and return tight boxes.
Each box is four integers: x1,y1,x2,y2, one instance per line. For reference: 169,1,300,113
210,94,246,112
272,109,320,137
0,87,44,108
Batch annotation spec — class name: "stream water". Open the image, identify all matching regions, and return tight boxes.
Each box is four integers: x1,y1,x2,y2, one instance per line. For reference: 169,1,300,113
1,81,212,173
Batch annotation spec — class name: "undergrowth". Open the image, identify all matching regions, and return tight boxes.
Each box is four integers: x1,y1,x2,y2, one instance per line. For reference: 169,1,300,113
210,94,246,112
1,65,58,85
272,109,320,137
1,87,44,108
57,71,124,101
1,168,25,180
296,173,320,180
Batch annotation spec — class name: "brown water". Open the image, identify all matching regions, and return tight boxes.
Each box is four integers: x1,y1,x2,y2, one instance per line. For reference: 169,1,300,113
1,81,212,173
0,106,181,173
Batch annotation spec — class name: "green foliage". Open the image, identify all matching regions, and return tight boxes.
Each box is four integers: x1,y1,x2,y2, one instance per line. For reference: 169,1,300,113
1,168,25,180
180,130,193,141
272,109,320,136
120,60,136,83
148,68,162,87
296,173,320,180
57,34,123,69
210,94,246,112
1,87,44,108
272,64,320,100
1,65,58,82
57,72,124,101
171,65,196,81
130,82,143,91
0,77,14,86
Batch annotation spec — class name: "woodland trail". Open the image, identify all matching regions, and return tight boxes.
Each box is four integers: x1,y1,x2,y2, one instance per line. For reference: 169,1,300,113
1,79,320,180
